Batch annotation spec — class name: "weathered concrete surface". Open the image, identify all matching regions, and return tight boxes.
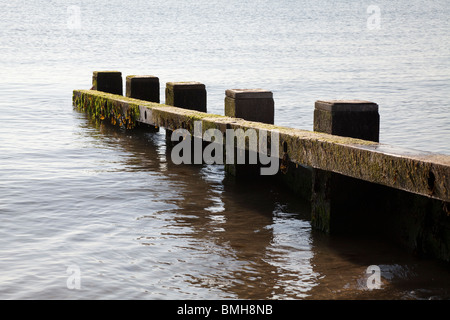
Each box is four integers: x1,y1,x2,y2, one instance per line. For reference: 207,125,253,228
312,100,380,233
126,75,160,103
72,89,450,203
224,89,274,125
165,82,207,112
92,71,123,95
224,89,275,177
164,81,207,150
314,100,380,142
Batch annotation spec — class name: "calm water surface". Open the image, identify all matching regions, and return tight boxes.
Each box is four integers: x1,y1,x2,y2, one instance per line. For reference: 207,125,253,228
0,0,449,299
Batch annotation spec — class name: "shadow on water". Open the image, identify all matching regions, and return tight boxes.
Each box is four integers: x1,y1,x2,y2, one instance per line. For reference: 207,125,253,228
77,113,450,300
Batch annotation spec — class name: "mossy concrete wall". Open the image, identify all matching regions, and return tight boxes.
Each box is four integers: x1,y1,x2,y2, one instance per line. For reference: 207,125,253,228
72,89,450,203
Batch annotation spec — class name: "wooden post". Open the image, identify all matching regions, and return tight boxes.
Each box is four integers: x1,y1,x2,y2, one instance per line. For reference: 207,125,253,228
311,100,380,233
92,71,123,95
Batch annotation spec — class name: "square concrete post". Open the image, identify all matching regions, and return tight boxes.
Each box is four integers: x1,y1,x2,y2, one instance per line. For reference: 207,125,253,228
165,82,207,150
225,89,274,124
224,89,275,178
126,75,160,132
311,100,380,233
126,75,160,103
314,100,379,142
92,71,123,95
165,82,207,112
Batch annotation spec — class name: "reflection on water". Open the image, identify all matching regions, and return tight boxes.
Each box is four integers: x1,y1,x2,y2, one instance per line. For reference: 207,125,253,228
86,118,319,299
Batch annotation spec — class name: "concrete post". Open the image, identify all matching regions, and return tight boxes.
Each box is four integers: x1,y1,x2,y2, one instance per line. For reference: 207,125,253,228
224,89,274,124
224,89,275,178
165,81,207,149
311,100,380,233
126,75,160,103
92,71,123,95
165,82,207,112
126,75,160,132
314,100,379,142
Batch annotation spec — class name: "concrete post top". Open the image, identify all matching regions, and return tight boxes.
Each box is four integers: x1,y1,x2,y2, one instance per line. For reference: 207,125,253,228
93,70,122,75
166,82,205,90
225,89,273,99
126,75,159,80
315,100,378,112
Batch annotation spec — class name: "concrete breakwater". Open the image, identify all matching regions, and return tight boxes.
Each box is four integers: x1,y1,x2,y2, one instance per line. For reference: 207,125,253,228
74,71,450,262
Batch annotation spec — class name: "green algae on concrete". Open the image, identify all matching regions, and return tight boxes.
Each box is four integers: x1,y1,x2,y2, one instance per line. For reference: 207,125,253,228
73,90,140,129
